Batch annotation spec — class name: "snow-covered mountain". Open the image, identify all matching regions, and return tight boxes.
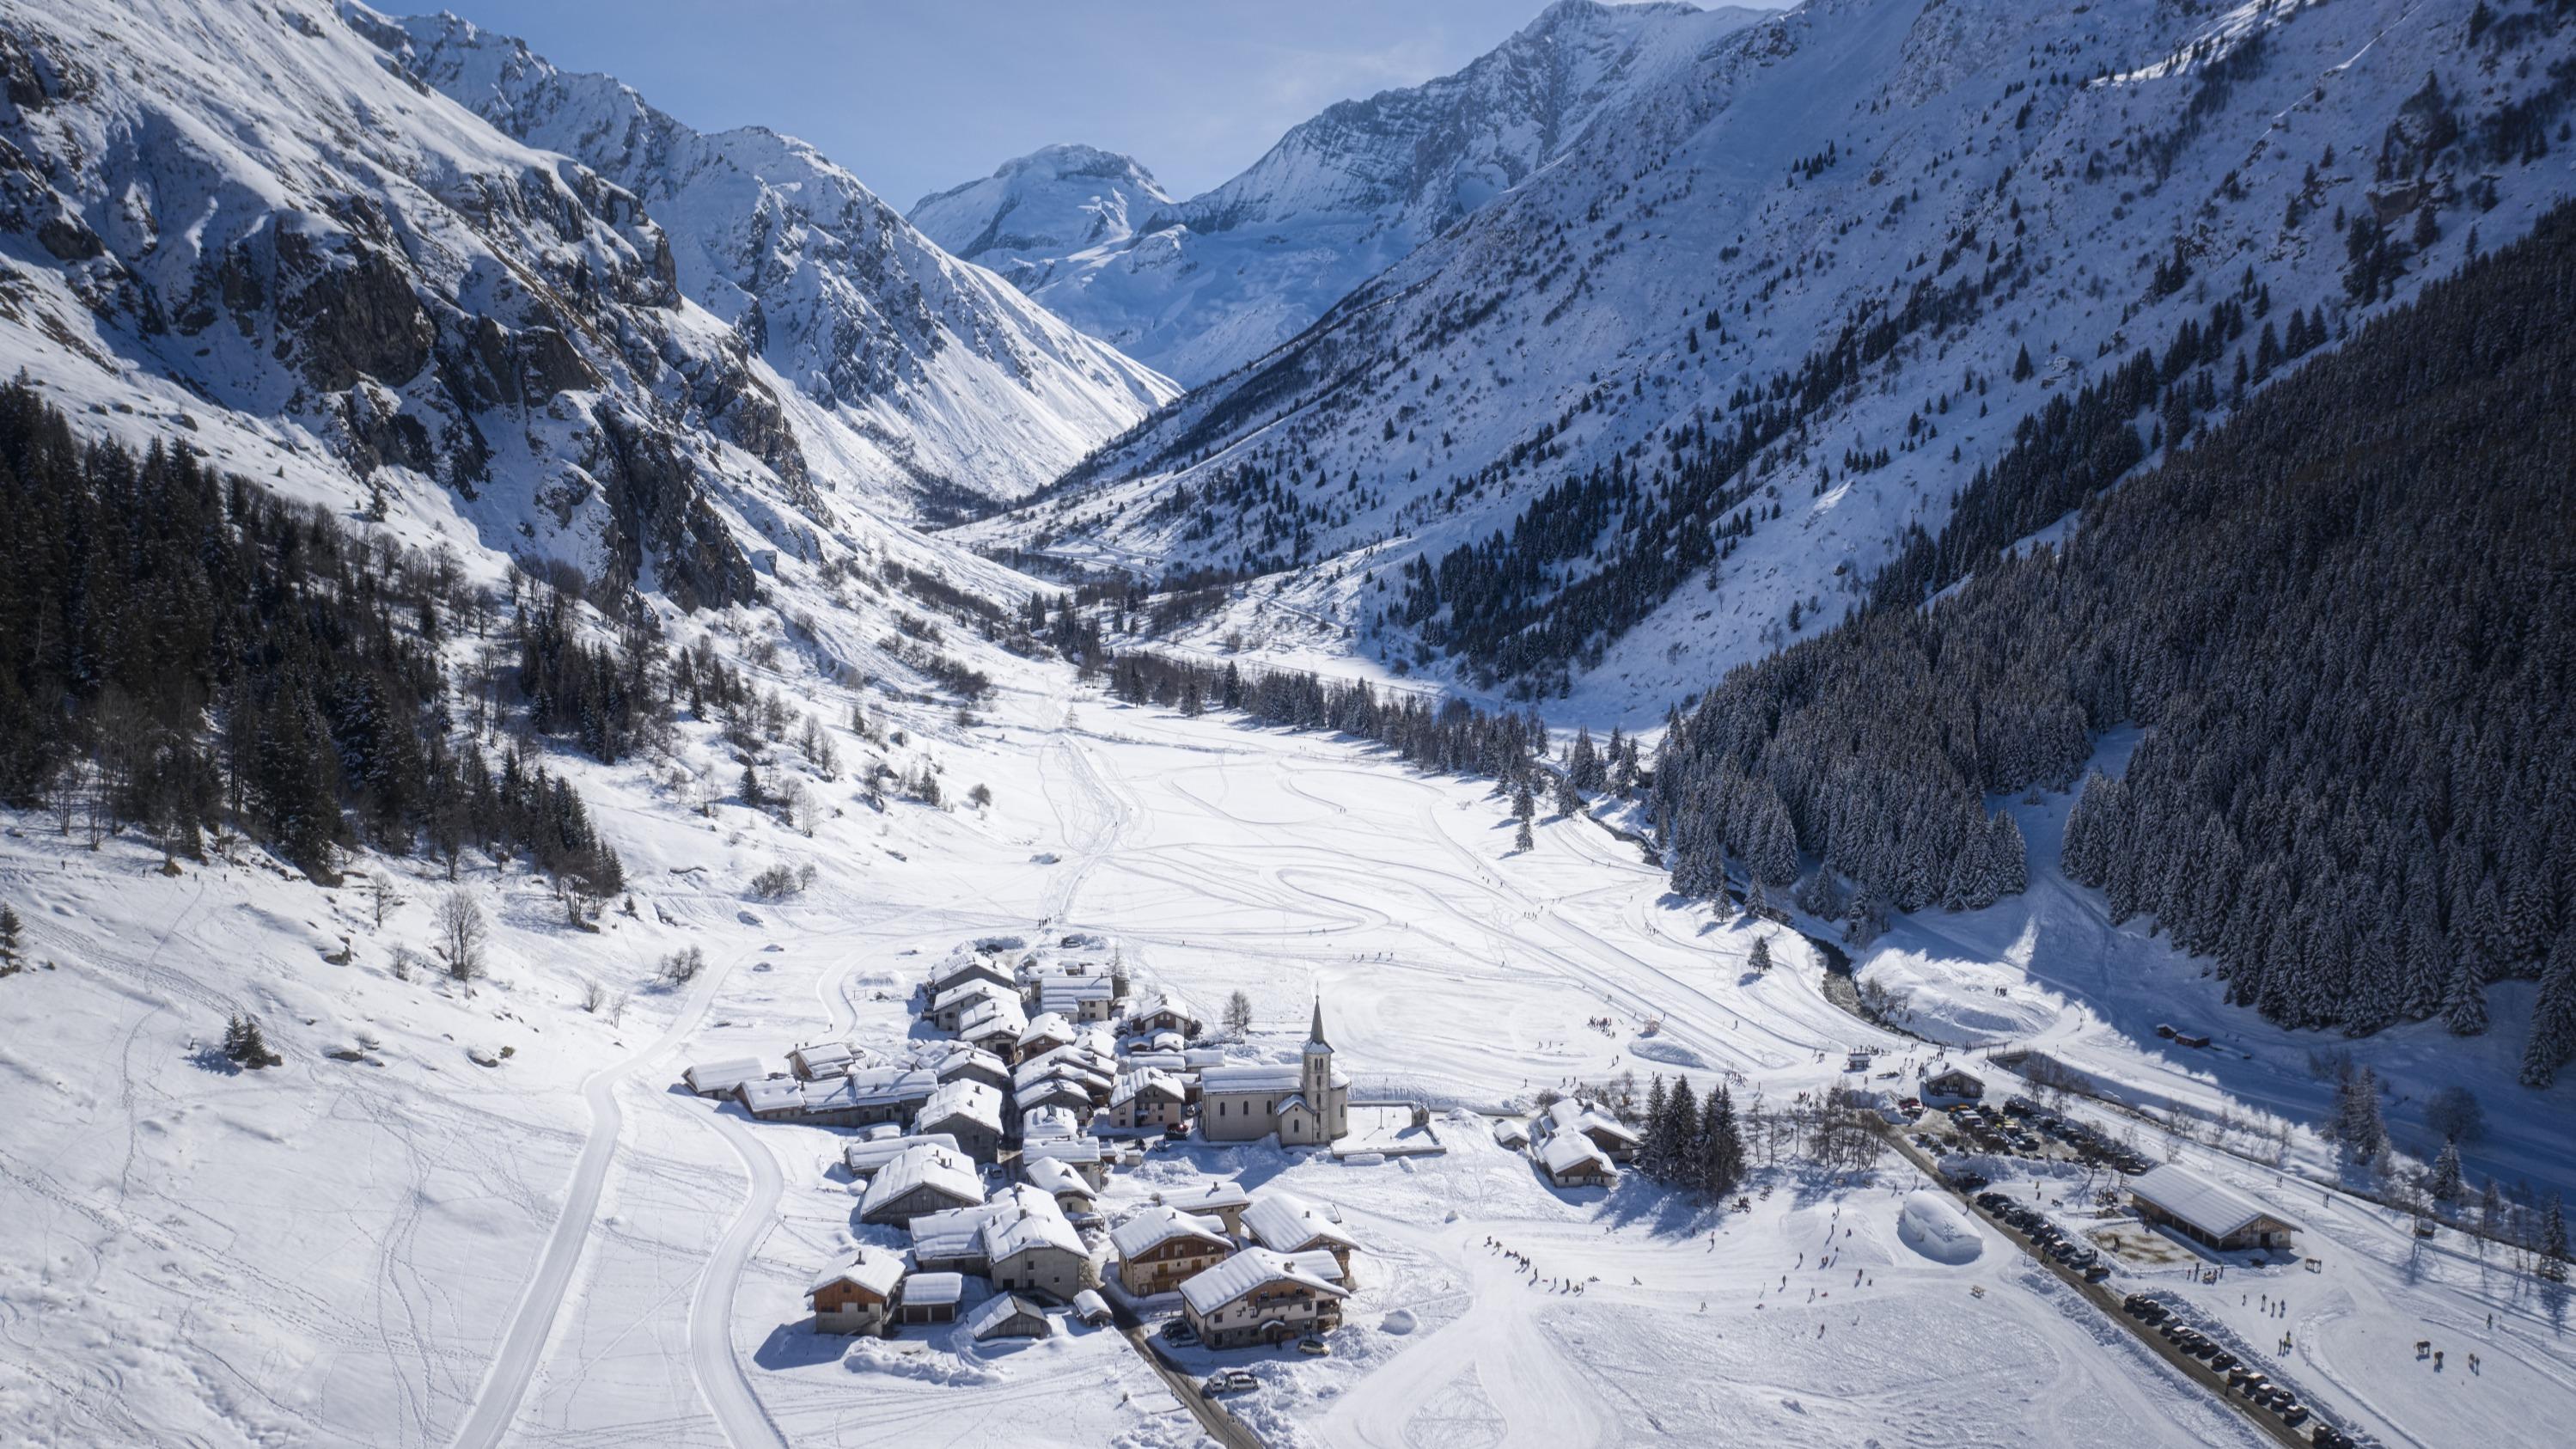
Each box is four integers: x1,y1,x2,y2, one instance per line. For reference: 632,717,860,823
358,8,1177,523
975,0,2576,717
909,143,1175,276
911,1,1771,384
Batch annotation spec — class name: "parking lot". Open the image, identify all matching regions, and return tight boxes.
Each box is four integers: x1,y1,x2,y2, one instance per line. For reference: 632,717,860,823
1875,1122,2329,1449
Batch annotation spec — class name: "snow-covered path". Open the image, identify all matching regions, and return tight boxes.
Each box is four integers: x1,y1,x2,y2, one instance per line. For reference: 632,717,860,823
449,946,748,1449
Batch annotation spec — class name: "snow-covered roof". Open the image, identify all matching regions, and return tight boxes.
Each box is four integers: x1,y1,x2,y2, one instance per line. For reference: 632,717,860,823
1129,988,1199,1025
1072,1288,1110,1322
1111,1204,1231,1260
739,1077,804,1115
1493,1119,1530,1147
843,1132,960,1176
981,1197,1084,1263
1020,1137,1103,1167
1037,975,1115,1009
929,954,1013,992
1017,1011,1077,1050
1545,1098,1640,1145
2130,1165,2283,1240
1110,1068,1186,1108
1243,1192,1359,1255
1015,1042,1114,1085
968,1292,1051,1340
931,979,1010,1014
685,1058,768,1092
959,994,1028,1040
858,1142,982,1220
804,1066,939,1113
1542,1133,1615,1177
1022,1155,1096,1200
1021,1104,1081,1140
1197,1061,1302,1093
901,1271,963,1306
1159,1179,1251,1214
916,1078,1004,1134
1178,1247,1347,1316
920,1042,1008,1079
791,1041,862,1076
806,1244,904,1300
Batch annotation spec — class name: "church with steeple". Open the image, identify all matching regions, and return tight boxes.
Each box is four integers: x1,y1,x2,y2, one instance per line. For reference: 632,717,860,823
1195,996,1352,1146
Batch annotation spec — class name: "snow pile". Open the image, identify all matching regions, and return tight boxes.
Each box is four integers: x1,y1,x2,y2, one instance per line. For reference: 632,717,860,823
842,1336,1007,1386
1897,1190,1985,1266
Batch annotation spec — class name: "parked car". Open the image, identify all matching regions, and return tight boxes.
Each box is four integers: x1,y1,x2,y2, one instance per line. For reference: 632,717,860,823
1297,1336,1330,1356
1201,1370,1257,1397
1159,1320,1199,1347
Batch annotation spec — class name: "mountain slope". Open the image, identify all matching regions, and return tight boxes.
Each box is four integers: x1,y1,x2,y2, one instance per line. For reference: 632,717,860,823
976,0,2576,717
361,7,1176,523
911,0,1769,384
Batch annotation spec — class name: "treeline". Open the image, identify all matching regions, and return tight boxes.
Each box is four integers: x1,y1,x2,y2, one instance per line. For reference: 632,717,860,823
1657,202,2576,1084
0,381,623,890
1105,651,1548,781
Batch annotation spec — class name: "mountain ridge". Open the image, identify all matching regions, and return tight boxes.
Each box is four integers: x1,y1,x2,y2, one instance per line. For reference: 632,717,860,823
908,0,1772,383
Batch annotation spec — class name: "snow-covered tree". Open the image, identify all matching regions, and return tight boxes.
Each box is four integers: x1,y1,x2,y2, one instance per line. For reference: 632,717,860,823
2429,1139,2464,1208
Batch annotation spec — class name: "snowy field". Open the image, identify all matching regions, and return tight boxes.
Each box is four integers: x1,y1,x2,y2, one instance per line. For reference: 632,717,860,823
7,648,2570,1448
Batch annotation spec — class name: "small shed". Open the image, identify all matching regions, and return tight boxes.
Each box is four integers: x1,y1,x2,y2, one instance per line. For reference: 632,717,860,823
1071,1288,1113,1327
1492,1118,1530,1149
896,1271,962,1325
1922,1067,1987,1106
968,1292,1053,1342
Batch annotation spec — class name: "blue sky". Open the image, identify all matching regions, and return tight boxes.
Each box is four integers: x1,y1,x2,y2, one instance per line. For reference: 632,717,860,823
437,1,1779,211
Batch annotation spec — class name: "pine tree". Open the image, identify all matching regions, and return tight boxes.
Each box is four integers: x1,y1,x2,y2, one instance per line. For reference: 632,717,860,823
1749,935,1773,974
1664,1082,1700,1187
0,902,20,972
2543,1193,2571,1280
223,1012,277,1069
2442,951,2489,1036
2521,930,2576,1087
1641,1074,1670,1177
2336,1064,2387,1162
1514,817,1535,852
740,763,765,809
1703,1083,1744,1198
2429,1139,2464,1208
1512,781,1535,823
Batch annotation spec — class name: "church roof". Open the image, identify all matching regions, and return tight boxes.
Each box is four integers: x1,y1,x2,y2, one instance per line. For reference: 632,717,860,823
1308,995,1328,1049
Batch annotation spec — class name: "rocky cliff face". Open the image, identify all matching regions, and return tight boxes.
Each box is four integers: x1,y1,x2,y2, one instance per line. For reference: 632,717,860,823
0,0,819,606
910,1,1768,384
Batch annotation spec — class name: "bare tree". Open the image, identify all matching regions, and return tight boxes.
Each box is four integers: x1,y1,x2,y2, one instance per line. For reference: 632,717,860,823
1224,989,1254,1040
369,872,401,930
437,889,487,990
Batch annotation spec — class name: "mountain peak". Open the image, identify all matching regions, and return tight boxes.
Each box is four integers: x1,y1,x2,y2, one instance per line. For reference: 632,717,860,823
909,142,1177,278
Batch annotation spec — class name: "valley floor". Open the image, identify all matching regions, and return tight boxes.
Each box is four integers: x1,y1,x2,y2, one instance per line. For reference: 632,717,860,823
2,658,2568,1447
